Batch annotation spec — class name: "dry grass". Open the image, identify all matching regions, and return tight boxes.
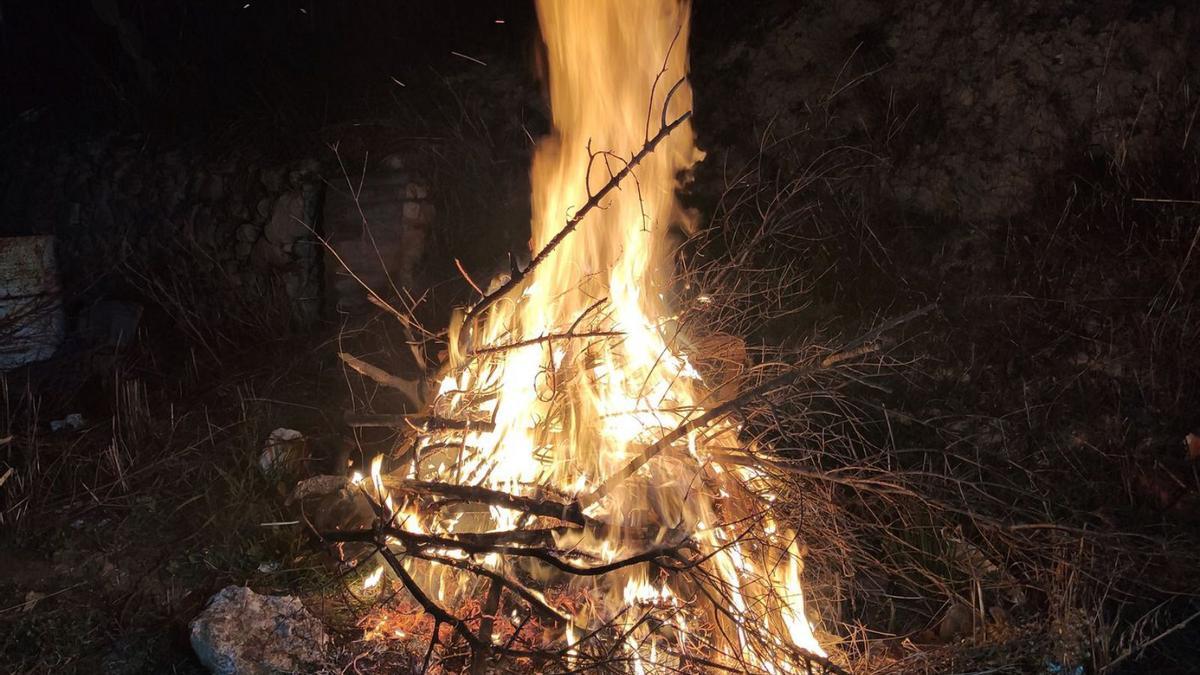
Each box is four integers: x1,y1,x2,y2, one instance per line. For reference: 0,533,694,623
683,111,1200,673
119,236,296,365
0,255,342,672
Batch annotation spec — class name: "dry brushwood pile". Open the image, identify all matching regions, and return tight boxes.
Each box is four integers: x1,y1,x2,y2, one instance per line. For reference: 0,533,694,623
314,250,873,669
287,3,1200,675
299,2,869,673
308,177,927,674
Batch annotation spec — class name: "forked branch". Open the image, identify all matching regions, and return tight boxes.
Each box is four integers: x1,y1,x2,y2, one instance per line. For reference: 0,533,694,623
338,352,425,406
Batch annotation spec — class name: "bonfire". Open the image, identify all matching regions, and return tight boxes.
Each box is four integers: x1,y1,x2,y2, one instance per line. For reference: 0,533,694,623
318,2,864,672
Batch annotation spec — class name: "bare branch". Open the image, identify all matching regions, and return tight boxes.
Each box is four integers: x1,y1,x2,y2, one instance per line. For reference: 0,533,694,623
460,105,693,328
338,352,424,407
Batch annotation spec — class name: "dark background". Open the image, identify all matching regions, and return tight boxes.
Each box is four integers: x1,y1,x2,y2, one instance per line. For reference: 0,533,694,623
2,1,1199,673
1,1,538,134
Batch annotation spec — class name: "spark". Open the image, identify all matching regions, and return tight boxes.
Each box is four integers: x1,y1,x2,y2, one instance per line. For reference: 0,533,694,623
450,50,487,67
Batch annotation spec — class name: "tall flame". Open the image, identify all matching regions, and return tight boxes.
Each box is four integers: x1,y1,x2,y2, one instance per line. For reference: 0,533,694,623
397,1,825,670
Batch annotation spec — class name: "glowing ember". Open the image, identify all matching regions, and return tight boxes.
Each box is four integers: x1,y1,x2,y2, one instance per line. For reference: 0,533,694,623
347,1,827,671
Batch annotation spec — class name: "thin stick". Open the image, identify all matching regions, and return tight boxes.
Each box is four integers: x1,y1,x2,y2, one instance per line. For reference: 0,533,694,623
1132,197,1200,205
455,258,484,295
400,480,586,525
325,526,680,577
343,412,494,432
1108,607,1200,670
366,294,428,368
338,352,424,406
470,580,504,675
414,551,568,625
461,97,692,326
469,330,623,356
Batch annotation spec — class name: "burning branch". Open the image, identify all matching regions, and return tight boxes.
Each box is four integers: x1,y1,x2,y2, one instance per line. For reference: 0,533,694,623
460,78,693,329
468,329,624,357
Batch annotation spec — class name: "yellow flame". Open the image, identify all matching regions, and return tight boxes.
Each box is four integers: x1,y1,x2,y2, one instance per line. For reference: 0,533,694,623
362,565,384,590
400,0,824,669
369,454,385,500
566,624,579,669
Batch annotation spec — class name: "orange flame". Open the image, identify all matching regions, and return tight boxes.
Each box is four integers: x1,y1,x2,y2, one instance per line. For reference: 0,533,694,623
374,1,825,670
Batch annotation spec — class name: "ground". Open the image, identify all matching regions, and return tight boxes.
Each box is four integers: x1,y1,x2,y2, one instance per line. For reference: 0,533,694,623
3,1,1200,673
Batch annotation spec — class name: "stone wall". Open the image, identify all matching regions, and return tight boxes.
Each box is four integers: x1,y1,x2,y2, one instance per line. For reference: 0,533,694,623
0,136,324,324
699,0,1198,221
0,134,433,339
322,155,434,315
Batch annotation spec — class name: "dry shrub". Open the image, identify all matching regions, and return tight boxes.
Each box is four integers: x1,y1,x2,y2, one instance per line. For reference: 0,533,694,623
120,235,295,363
672,135,1200,673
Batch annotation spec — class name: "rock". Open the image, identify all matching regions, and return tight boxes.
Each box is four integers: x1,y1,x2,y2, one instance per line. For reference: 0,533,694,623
259,428,305,479
288,158,321,187
937,603,978,641
251,237,287,270
318,158,434,315
712,2,1195,221
264,192,308,245
190,586,328,675
204,174,225,203
287,475,377,541
417,202,435,225
260,168,284,193
237,222,260,243
0,235,67,369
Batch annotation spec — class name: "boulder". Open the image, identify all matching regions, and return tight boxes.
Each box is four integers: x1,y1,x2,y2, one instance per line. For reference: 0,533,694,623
264,192,308,245
190,586,328,675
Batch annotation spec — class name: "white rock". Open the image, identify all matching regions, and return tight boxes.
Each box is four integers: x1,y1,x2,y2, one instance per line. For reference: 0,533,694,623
50,413,85,432
259,428,304,478
190,586,327,675
265,192,308,245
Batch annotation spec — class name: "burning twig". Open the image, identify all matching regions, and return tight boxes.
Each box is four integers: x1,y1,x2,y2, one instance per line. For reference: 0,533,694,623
468,329,624,357
578,342,883,510
376,546,536,659
459,79,693,329
343,413,494,433
398,480,587,525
